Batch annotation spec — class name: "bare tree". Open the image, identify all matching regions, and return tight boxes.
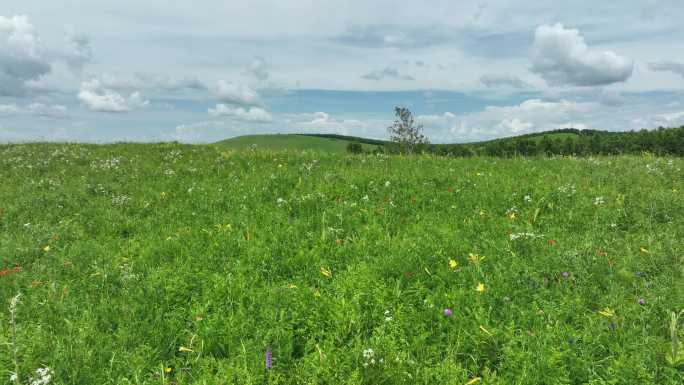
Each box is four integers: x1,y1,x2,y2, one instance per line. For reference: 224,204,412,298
388,106,430,154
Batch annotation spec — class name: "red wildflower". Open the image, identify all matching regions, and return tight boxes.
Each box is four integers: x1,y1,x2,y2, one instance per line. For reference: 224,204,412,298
0,266,22,277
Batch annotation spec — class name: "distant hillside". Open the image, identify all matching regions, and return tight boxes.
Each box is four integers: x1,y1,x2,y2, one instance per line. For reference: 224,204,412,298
214,134,380,153
215,127,684,156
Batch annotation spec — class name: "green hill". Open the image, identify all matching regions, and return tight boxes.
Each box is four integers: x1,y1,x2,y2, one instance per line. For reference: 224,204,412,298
214,127,684,156
214,134,380,153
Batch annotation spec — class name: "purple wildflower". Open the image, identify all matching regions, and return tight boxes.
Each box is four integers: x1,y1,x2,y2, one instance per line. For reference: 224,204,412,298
638,298,646,306
635,271,642,278
561,271,570,279
265,346,272,370
444,308,453,317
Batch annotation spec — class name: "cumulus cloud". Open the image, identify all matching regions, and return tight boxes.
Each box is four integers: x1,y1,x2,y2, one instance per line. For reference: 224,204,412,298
0,15,51,96
531,23,633,87
78,78,149,112
479,74,530,89
215,81,261,106
362,67,414,81
648,61,684,78
208,104,272,123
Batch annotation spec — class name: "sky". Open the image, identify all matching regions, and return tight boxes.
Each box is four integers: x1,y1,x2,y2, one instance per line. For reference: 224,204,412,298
2,1,684,143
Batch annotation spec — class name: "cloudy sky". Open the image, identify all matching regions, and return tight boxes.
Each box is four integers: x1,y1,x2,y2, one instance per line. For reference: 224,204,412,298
2,1,684,143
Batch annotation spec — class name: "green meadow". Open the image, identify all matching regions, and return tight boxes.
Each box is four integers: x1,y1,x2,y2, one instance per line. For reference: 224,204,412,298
1,143,683,384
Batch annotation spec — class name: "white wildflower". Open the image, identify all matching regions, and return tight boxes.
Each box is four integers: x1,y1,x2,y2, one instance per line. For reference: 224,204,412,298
29,367,52,385
524,195,532,203
363,348,374,359
362,195,369,201
594,196,605,206
384,310,392,322
385,181,391,187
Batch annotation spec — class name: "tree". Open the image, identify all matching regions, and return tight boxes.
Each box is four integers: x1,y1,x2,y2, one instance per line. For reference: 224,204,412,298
346,142,363,154
388,107,430,154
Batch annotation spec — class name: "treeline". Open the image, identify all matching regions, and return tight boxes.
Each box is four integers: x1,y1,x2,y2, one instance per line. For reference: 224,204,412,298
347,127,684,156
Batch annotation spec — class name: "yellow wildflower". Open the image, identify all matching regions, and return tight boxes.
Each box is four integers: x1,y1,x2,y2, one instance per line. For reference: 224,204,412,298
476,282,486,292
287,284,298,289
598,308,615,318
449,259,458,269
320,266,332,278
468,253,485,264
42,245,50,252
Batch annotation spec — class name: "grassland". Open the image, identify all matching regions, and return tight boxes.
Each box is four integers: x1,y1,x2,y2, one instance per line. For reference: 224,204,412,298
0,143,683,384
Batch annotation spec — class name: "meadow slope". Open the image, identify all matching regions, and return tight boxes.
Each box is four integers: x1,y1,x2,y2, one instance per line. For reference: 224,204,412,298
1,144,683,384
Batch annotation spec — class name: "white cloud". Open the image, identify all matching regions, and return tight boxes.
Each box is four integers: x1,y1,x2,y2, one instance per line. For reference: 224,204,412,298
479,74,530,89
0,102,66,117
531,23,633,87
288,112,388,138
497,118,533,133
362,67,414,81
0,104,20,114
97,73,206,92
247,58,268,81
208,104,272,123
63,27,92,69
78,78,148,112
648,61,684,78
0,15,51,96
215,81,261,106
417,98,599,142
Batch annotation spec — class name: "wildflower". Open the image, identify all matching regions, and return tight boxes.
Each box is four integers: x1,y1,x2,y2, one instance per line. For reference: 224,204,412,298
593,196,605,206
635,271,642,278
444,308,453,317
561,271,570,279
42,245,50,252
0,266,22,277
164,367,173,374
10,373,17,383
384,310,392,322
476,283,486,292
29,367,52,385
276,197,286,206
468,253,485,264
598,308,615,318
265,346,272,370
363,348,374,360
638,298,646,306
449,259,458,269
320,266,332,278
524,195,532,203
287,284,298,289
384,181,391,187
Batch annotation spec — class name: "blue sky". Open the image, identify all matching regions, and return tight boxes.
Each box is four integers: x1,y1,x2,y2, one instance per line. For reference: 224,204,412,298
2,1,684,143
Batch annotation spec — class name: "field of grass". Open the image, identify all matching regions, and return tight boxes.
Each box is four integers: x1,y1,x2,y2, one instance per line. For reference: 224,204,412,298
1,143,683,384
215,134,377,153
